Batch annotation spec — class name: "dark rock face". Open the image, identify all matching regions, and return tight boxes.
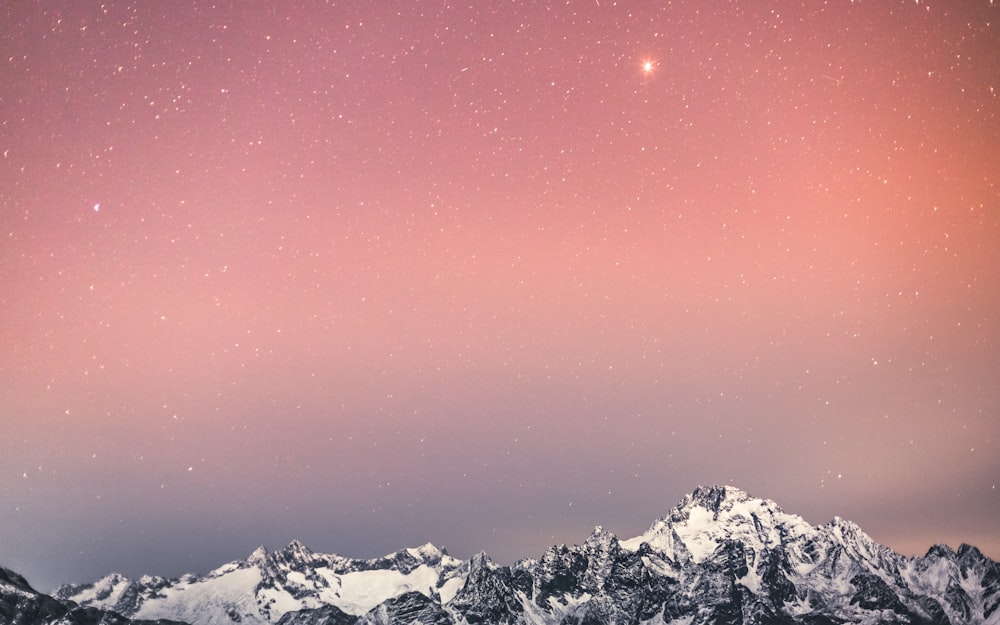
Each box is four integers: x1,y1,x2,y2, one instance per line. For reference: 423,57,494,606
847,573,892,611
958,544,1000,621
449,553,526,625
1,566,68,625
534,544,591,608
357,591,450,625
277,604,358,625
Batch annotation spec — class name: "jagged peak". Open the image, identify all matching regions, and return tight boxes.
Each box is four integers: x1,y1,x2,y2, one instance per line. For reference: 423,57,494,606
826,515,869,538
924,543,956,559
281,539,313,556
686,485,755,512
468,551,496,572
406,542,445,559
284,538,310,551
363,542,451,574
52,570,135,604
621,485,814,561
585,525,619,549
62,571,132,593
273,539,315,568
246,544,269,564
662,485,786,527
956,543,985,561
96,571,130,583
1,567,39,594
825,515,901,567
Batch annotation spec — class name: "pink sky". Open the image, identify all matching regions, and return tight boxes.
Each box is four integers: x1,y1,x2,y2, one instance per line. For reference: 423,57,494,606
2,0,998,591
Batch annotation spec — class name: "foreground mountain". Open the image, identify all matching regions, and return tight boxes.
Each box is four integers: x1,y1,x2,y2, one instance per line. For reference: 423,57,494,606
0,564,186,625
7,486,999,624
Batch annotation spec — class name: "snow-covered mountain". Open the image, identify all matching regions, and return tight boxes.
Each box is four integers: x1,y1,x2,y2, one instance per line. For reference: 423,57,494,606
0,564,186,625
8,486,999,625
53,541,466,625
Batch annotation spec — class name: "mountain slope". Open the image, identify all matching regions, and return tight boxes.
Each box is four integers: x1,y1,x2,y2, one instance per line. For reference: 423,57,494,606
31,486,1000,625
53,541,465,625
1,564,187,625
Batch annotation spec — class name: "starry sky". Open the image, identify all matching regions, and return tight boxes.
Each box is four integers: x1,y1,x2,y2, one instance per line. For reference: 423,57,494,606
2,0,999,593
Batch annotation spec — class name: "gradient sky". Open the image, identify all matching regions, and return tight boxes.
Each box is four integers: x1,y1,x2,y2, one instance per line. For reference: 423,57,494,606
2,0,999,593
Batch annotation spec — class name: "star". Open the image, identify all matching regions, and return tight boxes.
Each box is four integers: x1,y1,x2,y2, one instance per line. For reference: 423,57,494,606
642,60,654,74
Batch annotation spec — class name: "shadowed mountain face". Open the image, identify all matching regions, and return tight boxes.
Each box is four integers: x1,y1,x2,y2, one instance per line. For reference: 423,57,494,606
9,486,1000,625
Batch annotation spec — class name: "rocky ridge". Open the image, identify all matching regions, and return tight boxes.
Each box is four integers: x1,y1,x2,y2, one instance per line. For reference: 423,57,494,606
5,486,997,625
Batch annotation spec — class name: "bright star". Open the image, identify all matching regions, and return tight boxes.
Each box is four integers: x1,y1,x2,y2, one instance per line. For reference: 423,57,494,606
642,60,654,74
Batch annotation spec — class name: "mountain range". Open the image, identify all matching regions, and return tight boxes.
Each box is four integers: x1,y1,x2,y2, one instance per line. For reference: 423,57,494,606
4,486,998,624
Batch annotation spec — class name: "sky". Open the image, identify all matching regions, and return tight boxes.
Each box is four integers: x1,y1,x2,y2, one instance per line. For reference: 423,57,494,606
1,0,999,593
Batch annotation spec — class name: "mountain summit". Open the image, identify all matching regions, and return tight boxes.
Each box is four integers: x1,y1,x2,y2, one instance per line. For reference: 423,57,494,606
619,484,815,565
7,486,998,625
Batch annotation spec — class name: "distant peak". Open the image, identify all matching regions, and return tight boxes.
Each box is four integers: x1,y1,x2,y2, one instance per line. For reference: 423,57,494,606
956,543,985,561
925,543,956,559
462,550,493,576
270,540,316,569
282,539,312,554
585,525,619,549
247,545,269,564
471,550,490,562
408,542,444,558
96,571,129,584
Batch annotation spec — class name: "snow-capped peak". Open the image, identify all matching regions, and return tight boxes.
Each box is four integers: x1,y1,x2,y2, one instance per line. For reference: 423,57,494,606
621,485,812,563
683,484,755,515
52,571,133,607
272,539,315,568
468,551,496,571
584,525,619,552
405,542,445,560
247,545,269,565
824,515,898,567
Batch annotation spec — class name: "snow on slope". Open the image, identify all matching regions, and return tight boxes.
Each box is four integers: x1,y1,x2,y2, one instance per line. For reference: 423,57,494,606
327,565,450,615
620,484,814,563
56,541,467,625
134,566,265,625
51,486,1000,625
